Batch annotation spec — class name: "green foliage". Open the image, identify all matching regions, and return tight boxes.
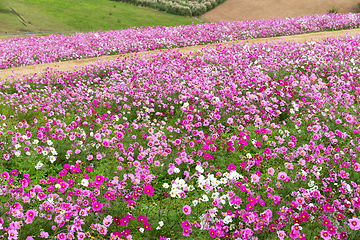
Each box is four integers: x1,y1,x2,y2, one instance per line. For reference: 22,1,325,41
113,0,225,17
327,6,338,14
0,0,202,34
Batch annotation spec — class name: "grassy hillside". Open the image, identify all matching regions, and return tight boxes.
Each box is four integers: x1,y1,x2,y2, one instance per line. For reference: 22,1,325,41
0,0,202,34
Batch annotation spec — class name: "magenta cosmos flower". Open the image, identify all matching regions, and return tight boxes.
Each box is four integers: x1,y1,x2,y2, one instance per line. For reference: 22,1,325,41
143,185,154,196
209,227,216,238
1,171,10,180
92,202,103,212
183,205,192,215
228,163,237,171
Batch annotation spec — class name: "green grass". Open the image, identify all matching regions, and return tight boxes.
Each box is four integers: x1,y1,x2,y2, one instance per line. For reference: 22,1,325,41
0,0,202,34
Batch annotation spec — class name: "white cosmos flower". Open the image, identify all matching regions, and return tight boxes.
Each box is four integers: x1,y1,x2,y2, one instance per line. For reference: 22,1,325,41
223,215,232,224
195,165,204,173
228,171,240,180
162,183,169,188
211,192,219,199
81,179,89,187
201,194,209,202
35,161,44,170
170,191,177,198
47,197,55,205
49,156,56,163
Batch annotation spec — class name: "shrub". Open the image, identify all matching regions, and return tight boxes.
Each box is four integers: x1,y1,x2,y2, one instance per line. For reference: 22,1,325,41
327,6,338,14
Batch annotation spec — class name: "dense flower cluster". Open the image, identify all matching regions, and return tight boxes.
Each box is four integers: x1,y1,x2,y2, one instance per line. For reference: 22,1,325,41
2,12,360,69
0,29,360,239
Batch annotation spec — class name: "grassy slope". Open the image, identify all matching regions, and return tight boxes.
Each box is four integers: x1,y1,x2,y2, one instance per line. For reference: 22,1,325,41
0,0,202,34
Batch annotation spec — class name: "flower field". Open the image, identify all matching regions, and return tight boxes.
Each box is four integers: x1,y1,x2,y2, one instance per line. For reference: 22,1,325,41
2,12,360,69
1,23,360,240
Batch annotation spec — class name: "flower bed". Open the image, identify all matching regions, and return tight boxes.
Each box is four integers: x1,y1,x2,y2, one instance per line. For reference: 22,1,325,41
1,13,360,69
0,33,360,239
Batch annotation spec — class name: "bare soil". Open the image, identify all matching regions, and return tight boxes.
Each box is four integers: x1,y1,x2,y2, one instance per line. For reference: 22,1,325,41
1,28,360,81
202,0,360,23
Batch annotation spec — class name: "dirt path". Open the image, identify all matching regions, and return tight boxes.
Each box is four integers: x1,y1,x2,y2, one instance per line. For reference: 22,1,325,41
202,0,360,23
2,28,360,81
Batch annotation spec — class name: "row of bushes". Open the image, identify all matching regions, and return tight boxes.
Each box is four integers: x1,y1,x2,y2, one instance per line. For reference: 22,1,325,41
113,0,226,16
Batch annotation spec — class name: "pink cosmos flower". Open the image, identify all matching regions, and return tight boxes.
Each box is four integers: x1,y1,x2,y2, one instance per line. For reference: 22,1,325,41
345,115,354,123
348,217,360,230
182,205,191,215
98,226,107,235
277,230,286,240
353,162,360,172
40,231,49,238
243,227,254,239
277,172,288,181
250,174,260,183
37,192,47,201
77,232,86,239
289,229,300,239
8,230,18,240
320,230,331,240
56,233,66,240
26,209,37,220
102,139,110,147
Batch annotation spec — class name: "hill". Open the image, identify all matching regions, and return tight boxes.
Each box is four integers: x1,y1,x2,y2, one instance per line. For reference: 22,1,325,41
201,0,360,22
0,0,202,36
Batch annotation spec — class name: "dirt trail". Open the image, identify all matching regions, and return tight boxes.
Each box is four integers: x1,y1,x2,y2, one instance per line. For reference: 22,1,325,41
2,28,360,81
202,0,360,23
